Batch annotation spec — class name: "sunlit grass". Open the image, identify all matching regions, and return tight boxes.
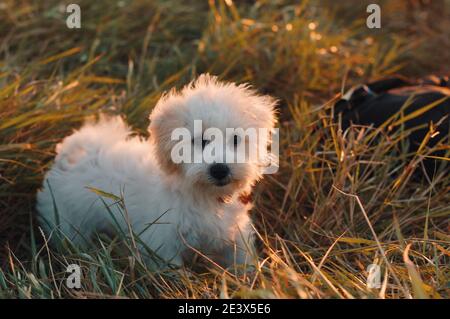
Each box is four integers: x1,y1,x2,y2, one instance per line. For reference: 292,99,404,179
0,0,449,299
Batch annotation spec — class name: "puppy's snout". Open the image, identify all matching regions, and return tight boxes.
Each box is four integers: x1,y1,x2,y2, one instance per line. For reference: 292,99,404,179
209,163,231,185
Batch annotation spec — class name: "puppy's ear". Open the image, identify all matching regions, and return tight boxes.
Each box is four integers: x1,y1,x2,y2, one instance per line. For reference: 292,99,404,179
149,92,185,175
259,95,278,129
253,94,278,130
248,92,278,172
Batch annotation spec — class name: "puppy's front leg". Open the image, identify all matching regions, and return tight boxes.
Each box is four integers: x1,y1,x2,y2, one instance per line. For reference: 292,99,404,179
221,234,256,269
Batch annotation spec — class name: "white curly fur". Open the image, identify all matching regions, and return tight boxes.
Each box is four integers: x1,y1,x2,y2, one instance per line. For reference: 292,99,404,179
36,74,277,268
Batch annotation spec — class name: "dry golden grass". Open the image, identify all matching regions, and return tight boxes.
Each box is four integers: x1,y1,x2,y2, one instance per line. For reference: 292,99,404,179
0,0,449,298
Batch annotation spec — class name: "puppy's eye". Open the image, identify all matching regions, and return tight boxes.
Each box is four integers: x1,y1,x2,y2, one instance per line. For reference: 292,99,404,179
202,138,210,149
233,135,241,147
192,137,210,149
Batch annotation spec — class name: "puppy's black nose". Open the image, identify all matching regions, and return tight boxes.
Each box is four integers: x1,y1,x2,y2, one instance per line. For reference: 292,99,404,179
209,163,230,181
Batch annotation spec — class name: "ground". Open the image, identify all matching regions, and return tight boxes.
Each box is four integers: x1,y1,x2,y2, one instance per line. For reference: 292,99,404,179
0,0,449,298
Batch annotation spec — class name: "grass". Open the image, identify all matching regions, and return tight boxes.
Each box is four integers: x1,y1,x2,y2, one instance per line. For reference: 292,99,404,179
0,0,449,298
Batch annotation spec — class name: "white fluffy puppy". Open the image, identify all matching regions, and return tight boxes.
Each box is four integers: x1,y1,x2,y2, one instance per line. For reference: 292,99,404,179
37,74,277,268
